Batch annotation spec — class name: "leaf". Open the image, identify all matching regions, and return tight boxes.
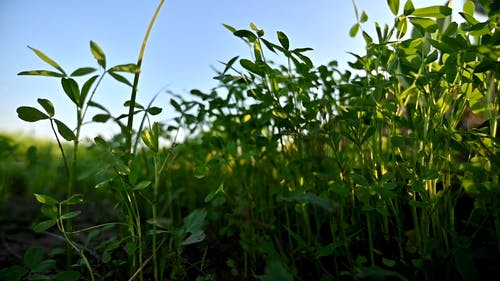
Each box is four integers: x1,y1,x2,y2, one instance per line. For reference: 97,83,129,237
17,106,49,122
221,56,239,75
24,247,44,270
387,0,400,16
277,31,289,50
146,106,162,115
90,41,106,69
240,59,265,76
92,114,111,123
108,63,137,73
170,99,182,112
0,265,28,281
54,119,76,141
61,77,81,107
349,23,360,37
61,194,84,205
54,271,81,281
360,11,369,23
222,23,237,33
109,71,132,87
41,205,58,219
18,70,65,77
60,211,81,220
70,67,97,77
28,46,66,76
183,209,207,235
463,0,475,15
404,0,415,15
411,5,452,18
141,124,159,152
80,75,99,105
33,219,57,232
133,180,151,191
181,231,206,245
31,259,56,273
409,17,438,33
233,29,257,42
260,261,294,281
34,193,59,205
37,98,54,117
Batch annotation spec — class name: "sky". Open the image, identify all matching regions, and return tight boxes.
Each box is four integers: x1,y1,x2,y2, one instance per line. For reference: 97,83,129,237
0,0,456,140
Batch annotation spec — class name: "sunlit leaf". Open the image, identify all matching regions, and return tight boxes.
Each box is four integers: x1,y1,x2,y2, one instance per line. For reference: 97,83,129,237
37,98,54,117
409,17,438,33
17,106,49,122
28,46,66,76
90,41,106,69
387,0,400,16
349,23,360,37
108,63,137,73
34,193,59,205
18,70,65,77
404,0,415,15
360,11,369,23
411,5,452,18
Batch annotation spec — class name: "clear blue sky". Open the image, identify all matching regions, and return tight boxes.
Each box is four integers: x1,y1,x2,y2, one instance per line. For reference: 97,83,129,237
1,0,450,140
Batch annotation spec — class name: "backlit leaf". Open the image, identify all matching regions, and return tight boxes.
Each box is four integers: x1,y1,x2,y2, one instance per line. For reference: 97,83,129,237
411,5,452,18
70,67,97,77
108,63,137,73
404,0,415,15
80,75,98,105
28,46,66,75
387,0,400,15
37,98,54,117
18,70,65,77
350,23,360,37
61,77,81,106
34,193,59,205
54,119,75,141
90,41,106,69
17,106,49,122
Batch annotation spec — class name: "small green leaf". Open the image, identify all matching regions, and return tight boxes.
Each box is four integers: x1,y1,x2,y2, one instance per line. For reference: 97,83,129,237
360,11,369,23
0,265,28,281
463,0,475,15
41,205,58,219
92,114,111,123
146,106,162,115
109,71,132,87
60,211,81,220
233,29,257,42
34,193,59,205
194,164,206,179
54,271,81,281
54,119,75,141
61,194,84,205
409,17,438,33
61,77,81,106
70,67,97,77
18,70,65,77
33,219,57,232
349,23,360,37
37,98,54,117
411,5,452,18
24,247,44,270
108,63,137,73
183,209,207,235
28,46,66,76
222,23,237,33
170,99,182,112
277,31,290,50
90,41,106,69
80,75,99,105
31,259,56,273
17,106,49,122
240,59,265,76
133,180,151,191
387,0,400,16
404,0,415,15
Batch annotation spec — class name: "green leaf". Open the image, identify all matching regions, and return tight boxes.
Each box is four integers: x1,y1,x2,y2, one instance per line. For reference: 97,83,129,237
60,211,81,220
28,46,66,76
146,106,162,115
183,209,207,235
181,231,206,245
109,71,132,87
24,247,44,270
33,219,57,232
360,11,369,23
133,180,151,191
61,194,84,205
0,265,28,281
17,106,49,122
61,77,81,106
80,75,99,105
233,29,257,42
90,41,106,69
31,259,56,273
170,99,182,112
41,205,58,219
70,67,96,77
34,193,59,205
261,261,294,281
240,59,265,76
54,271,81,281
349,23,360,37
222,23,237,33
409,17,438,33
54,119,75,141
277,31,290,50
141,123,159,152
411,5,452,18
221,56,239,75
463,0,475,15
37,98,54,117
18,70,65,77
404,0,415,15
92,114,111,123
387,0,400,16
108,63,137,73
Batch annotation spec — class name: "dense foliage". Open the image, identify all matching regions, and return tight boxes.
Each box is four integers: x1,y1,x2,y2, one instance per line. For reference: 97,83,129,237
1,0,499,280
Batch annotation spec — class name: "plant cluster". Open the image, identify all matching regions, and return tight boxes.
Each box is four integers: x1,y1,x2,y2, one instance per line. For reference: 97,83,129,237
1,0,499,280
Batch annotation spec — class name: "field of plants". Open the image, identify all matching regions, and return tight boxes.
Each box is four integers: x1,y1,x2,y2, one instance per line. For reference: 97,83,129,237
1,0,499,280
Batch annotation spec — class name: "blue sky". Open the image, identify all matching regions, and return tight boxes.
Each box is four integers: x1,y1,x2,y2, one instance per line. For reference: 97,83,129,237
1,0,450,139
